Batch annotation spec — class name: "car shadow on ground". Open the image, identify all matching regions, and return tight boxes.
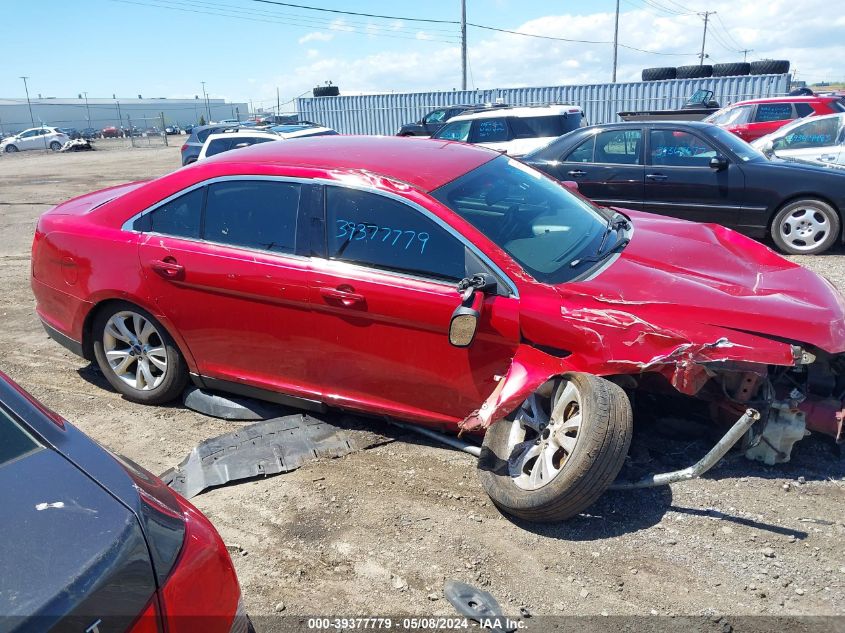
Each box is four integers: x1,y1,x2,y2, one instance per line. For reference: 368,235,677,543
74,363,843,540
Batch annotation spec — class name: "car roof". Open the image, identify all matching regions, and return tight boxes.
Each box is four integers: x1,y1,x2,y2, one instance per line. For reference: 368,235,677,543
205,135,500,192
448,104,582,122
728,95,838,106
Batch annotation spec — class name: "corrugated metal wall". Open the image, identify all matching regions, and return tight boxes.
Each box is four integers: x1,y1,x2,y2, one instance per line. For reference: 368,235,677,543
297,74,790,135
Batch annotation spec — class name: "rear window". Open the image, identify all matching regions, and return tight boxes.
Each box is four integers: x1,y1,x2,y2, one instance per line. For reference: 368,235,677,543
795,103,815,117
206,136,275,157
832,100,845,113
0,407,41,467
510,114,581,139
196,128,218,143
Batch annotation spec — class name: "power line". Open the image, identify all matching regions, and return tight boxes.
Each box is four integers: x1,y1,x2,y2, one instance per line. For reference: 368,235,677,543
107,0,461,43
250,0,460,24
714,13,743,50
467,23,698,56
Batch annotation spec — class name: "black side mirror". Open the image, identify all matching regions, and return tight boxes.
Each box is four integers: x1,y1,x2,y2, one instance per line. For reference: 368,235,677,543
449,274,498,348
709,155,728,171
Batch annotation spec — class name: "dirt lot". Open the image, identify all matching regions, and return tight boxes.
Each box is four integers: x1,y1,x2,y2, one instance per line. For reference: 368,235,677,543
1,144,843,629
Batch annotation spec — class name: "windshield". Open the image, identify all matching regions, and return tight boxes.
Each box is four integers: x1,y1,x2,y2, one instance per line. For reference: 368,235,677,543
705,104,753,126
431,156,609,284
707,126,766,162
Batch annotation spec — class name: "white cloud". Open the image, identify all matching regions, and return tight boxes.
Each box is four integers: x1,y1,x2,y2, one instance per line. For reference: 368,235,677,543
298,31,334,44
258,0,843,108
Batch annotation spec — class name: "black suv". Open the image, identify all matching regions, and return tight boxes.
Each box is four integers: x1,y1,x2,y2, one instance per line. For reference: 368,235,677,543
396,104,508,137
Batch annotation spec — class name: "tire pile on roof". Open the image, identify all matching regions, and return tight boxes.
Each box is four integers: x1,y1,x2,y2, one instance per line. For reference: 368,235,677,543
641,60,790,81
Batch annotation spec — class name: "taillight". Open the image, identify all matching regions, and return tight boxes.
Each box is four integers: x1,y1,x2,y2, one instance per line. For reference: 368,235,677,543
158,495,242,633
31,226,45,280
127,596,163,633
180,144,188,152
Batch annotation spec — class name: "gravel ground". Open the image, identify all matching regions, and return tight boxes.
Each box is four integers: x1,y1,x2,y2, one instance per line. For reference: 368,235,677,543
0,144,843,630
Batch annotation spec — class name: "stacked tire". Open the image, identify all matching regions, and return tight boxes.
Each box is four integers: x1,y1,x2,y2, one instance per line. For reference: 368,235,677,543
642,60,789,81
313,85,340,97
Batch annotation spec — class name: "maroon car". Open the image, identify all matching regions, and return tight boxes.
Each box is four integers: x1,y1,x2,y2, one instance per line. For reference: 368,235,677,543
31,136,845,521
102,126,124,138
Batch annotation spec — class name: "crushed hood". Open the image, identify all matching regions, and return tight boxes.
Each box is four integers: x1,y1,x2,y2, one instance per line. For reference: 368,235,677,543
559,210,845,356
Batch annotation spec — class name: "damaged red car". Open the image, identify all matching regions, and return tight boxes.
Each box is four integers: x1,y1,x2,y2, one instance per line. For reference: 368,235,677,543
31,136,845,522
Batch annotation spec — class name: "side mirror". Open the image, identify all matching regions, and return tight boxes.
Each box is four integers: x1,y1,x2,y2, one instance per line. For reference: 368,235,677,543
709,155,728,171
449,274,498,348
560,180,579,191
449,304,480,347
761,140,775,157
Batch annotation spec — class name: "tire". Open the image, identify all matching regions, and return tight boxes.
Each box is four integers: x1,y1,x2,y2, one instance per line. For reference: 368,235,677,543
49,141,62,151
93,302,188,404
712,62,751,77
770,199,840,255
642,67,676,81
477,373,633,522
675,64,713,79
750,59,790,75
4,144,18,153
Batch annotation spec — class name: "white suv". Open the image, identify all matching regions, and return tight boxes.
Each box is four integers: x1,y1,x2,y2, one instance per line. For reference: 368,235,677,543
431,105,585,157
1,127,70,153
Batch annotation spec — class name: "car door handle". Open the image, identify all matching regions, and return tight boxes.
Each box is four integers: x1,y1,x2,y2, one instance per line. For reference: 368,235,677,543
320,287,365,308
150,257,184,279
567,170,586,177
646,173,668,181
819,154,835,162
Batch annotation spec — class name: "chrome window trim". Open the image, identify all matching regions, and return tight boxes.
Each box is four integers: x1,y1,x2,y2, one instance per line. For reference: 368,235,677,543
120,174,313,232
314,178,520,299
312,258,458,290
120,174,519,298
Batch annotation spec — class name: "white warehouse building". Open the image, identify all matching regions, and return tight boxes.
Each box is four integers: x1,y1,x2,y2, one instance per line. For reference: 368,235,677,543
0,96,250,135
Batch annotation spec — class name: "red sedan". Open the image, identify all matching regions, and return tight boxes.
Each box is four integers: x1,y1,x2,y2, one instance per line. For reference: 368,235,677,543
704,95,845,142
31,136,845,521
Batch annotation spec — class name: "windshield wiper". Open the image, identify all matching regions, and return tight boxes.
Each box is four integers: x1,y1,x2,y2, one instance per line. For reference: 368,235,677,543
556,212,629,265
570,236,630,268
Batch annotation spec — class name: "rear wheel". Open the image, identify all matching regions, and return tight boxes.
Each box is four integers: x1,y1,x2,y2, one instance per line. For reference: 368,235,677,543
478,373,632,522
93,302,188,404
771,199,840,255
49,141,62,151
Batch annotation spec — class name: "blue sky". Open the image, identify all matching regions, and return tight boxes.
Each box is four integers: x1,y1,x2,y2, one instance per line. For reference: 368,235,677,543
3,0,842,109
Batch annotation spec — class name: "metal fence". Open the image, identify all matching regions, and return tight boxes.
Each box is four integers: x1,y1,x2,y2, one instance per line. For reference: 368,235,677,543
125,114,170,147
297,74,791,135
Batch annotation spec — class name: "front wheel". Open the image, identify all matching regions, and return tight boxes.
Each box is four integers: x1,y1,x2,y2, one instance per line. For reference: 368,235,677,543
93,302,188,404
478,373,633,522
4,144,18,153
771,199,840,255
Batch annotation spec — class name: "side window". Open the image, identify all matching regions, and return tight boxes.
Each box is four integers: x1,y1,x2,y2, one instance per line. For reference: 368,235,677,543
205,138,231,157
754,103,793,123
794,103,814,117
326,187,466,281
437,121,471,141
470,118,509,143
425,110,448,124
133,187,204,238
649,130,716,167
565,136,595,162
779,118,841,149
204,180,299,253
594,129,642,165
20,130,37,138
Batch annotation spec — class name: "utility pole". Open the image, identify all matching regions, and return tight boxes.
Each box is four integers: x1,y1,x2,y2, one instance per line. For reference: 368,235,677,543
460,0,467,90
20,76,35,128
276,86,281,116
740,48,753,62
82,92,91,129
115,98,123,130
201,81,211,122
698,11,715,66
611,0,620,82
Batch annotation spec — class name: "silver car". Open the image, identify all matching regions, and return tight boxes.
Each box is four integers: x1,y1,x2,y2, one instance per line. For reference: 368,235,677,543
752,112,845,166
1,126,69,152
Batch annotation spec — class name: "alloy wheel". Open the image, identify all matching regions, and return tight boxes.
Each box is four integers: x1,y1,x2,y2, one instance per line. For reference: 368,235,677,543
506,379,582,490
102,311,168,391
778,205,831,252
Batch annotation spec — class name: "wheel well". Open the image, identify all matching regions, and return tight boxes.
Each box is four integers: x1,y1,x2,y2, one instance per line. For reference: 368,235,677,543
767,194,843,241
81,299,188,365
